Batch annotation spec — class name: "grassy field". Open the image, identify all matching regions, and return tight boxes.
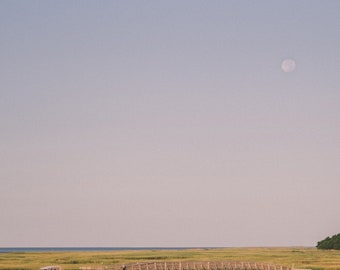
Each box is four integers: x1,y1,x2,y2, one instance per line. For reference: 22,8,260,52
0,247,340,270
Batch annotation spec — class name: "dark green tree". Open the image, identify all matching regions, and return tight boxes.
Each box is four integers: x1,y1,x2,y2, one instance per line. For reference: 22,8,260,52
317,234,340,250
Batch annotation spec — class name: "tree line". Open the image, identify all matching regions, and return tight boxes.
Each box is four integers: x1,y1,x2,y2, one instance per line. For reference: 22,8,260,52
317,233,340,250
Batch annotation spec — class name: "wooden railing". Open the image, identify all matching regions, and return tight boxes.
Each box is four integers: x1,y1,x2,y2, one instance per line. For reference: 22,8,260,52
80,261,292,270
122,262,291,270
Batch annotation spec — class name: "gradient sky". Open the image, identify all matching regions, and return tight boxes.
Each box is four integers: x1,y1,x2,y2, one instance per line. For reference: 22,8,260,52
1,1,340,247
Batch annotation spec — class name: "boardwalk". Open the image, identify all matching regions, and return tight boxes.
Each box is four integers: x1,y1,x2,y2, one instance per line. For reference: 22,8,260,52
122,262,291,270
81,261,292,270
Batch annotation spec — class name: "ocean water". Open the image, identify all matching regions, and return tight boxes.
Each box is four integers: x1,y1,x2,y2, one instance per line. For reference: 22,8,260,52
0,247,197,253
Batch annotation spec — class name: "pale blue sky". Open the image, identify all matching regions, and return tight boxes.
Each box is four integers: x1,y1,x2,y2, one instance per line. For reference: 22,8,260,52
1,1,340,247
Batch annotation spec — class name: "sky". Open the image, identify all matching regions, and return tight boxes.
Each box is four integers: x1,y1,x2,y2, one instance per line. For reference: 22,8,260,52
1,0,339,248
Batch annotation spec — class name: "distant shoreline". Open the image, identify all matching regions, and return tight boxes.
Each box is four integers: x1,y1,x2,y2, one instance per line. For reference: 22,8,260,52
0,247,215,253
0,246,314,253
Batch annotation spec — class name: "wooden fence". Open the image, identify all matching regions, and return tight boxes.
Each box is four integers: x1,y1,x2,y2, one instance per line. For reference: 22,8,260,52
81,261,292,270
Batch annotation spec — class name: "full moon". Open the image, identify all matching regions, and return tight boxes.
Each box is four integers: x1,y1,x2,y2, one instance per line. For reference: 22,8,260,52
281,59,296,72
